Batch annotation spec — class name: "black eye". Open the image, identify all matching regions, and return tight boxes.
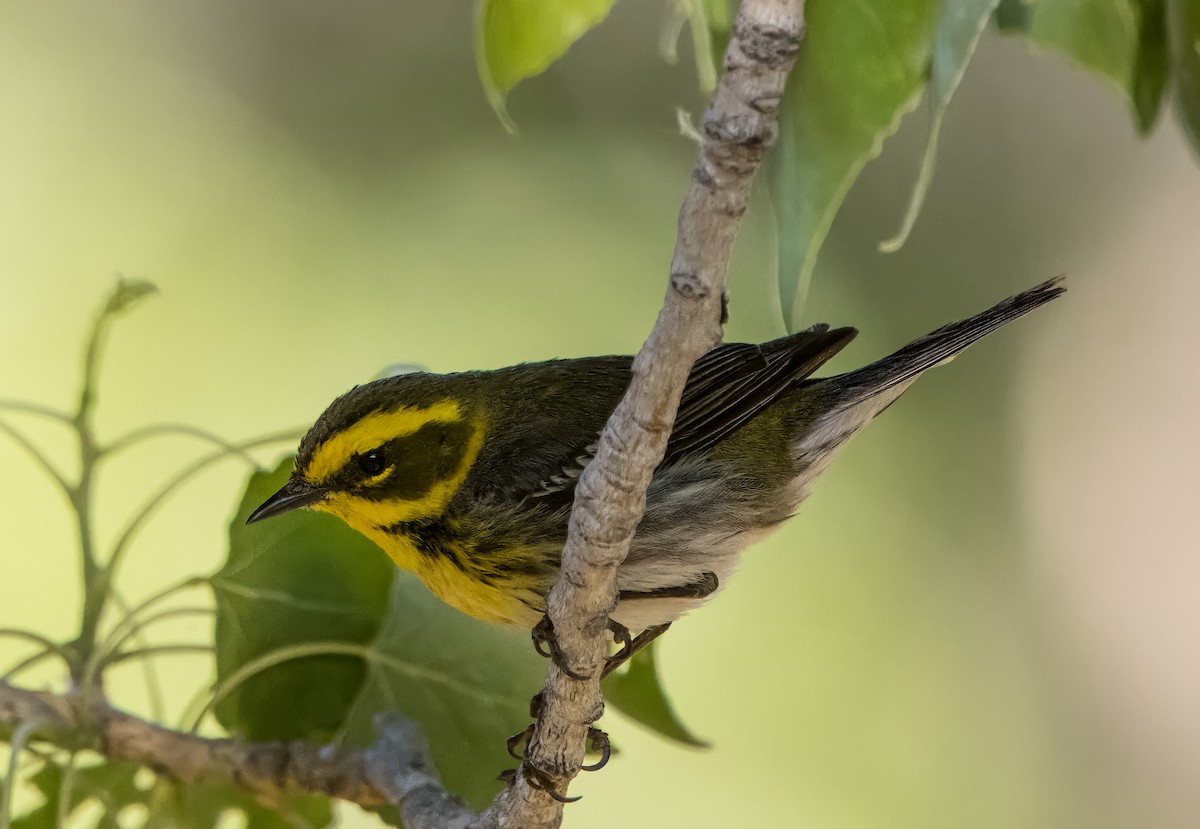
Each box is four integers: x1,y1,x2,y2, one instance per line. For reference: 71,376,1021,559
357,450,387,476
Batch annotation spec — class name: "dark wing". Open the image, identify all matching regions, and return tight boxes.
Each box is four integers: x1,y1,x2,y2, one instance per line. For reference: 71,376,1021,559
525,327,856,505
663,327,855,464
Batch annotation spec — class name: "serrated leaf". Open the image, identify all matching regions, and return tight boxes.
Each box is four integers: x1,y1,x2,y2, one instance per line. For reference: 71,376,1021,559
772,0,939,328
339,574,546,811
603,642,707,748
881,0,1001,253
1168,0,1200,153
213,459,393,741
475,0,618,129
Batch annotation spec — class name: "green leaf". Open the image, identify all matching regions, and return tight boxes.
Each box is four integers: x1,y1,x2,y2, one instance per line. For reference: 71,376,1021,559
881,0,1001,253
603,642,707,748
1133,0,1169,131
339,573,546,811
475,0,618,129
213,459,393,741
999,1,1171,135
1168,0,1200,152
993,0,1031,32
10,761,151,829
1024,0,1147,117
142,778,331,829
772,0,939,328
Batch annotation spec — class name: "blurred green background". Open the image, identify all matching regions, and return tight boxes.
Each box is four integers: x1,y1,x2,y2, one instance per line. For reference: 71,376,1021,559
2,2,1198,827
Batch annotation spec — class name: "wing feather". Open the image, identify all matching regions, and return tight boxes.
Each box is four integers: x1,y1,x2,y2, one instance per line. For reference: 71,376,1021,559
525,328,856,502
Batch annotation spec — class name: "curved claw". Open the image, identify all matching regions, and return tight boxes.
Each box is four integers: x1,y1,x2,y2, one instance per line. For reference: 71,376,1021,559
523,765,581,803
607,619,633,655
547,788,583,804
531,616,555,659
506,724,534,760
580,727,611,772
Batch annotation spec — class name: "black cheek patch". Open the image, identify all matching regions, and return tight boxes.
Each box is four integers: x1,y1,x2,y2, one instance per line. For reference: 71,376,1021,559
355,419,475,502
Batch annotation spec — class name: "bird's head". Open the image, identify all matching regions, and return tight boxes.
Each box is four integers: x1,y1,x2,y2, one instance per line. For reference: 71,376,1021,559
246,375,485,535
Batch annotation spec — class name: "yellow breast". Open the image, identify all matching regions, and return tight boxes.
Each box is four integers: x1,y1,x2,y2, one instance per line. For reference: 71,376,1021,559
348,519,543,627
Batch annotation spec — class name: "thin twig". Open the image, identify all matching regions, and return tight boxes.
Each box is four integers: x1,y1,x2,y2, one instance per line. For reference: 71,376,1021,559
0,719,42,829
0,418,72,495
0,399,74,424
102,644,213,669
102,423,276,464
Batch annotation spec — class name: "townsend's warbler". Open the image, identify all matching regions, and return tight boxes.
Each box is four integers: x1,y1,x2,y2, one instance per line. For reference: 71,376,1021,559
248,279,1063,644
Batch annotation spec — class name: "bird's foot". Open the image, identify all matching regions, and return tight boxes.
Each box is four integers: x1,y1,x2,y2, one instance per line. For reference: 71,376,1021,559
497,766,578,803
507,722,608,768
533,615,671,680
601,622,672,678
499,726,608,802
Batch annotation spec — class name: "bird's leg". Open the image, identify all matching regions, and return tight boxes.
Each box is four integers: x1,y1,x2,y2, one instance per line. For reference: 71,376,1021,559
601,622,671,678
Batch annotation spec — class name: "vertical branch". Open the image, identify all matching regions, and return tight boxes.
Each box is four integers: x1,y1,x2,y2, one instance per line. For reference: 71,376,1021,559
69,279,157,677
476,1,808,825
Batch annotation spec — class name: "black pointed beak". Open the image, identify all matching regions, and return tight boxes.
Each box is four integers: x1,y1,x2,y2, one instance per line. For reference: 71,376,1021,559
245,479,328,524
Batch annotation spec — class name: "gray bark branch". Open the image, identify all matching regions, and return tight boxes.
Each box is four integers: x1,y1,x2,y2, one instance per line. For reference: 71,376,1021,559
0,680,389,807
477,1,807,826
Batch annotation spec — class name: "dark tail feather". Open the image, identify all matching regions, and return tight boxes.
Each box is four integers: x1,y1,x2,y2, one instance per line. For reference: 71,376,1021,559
826,276,1066,403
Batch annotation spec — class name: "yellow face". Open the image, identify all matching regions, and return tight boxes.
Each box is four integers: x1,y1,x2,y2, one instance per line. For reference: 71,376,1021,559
298,399,486,534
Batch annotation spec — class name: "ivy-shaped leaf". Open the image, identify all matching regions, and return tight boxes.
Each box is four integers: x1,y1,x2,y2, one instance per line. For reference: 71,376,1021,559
772,0,939,328
475,0,619,130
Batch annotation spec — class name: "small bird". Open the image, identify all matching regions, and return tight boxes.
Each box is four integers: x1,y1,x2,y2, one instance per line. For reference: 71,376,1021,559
248,278,1063,660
